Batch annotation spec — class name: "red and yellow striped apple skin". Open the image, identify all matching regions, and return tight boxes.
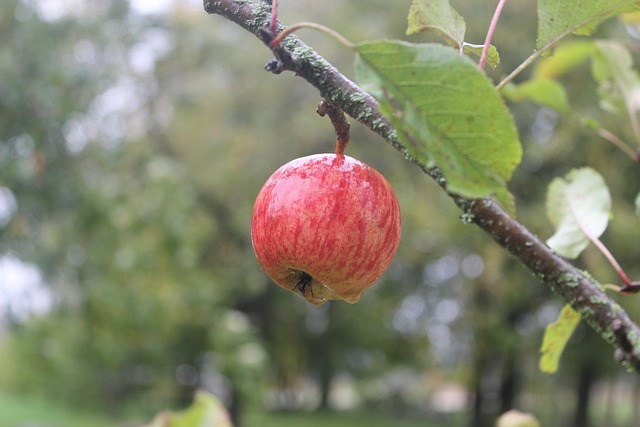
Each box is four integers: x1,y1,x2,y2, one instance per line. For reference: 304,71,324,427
251,153,401,304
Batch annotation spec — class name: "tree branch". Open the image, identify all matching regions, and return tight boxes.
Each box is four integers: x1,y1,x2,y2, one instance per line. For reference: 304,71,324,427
204,0,640,373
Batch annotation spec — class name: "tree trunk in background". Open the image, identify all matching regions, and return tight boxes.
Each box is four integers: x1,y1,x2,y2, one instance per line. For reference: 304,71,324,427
470,375,486,427
229,386,242,427
573,362,597,427
468,342,485,426
317,361,332,409
468,279,494,427
602,381,615,427
629,377,640,427
499,353,519,413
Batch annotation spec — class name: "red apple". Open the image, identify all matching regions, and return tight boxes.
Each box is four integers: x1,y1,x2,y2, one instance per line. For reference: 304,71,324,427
251,153,401,305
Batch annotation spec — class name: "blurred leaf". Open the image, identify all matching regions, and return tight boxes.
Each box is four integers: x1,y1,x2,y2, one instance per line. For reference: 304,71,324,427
539,305,582,374
407,0,466,46
145,391,233,427
463,43,500,68
546,168,611,259
354,41,521,210
636,192,640,215
537,0,640,51
592,40,640,115
620,11,640,37
502,79,569,112
620,10,640,22
533,40,593,79
496,409,542,427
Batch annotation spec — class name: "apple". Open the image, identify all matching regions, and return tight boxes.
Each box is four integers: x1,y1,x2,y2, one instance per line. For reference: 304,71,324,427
251,153,401,305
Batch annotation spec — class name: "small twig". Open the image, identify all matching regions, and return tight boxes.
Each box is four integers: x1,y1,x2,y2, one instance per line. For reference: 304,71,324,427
577,219,633,289
317,100,350,155
269,21,354,50
564,179,639,293
591,235,632,288
269,0,278,35
625,99,640,148
496,25,581,90
479,0,506,71
497,10,626,90
621,282,640,294
596,128,640,163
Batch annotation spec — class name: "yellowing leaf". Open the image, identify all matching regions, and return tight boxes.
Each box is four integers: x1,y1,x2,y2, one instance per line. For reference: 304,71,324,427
145,391,233,427
620,10,640,22
503,79,569,113
533,40,593,80
540,304,582,374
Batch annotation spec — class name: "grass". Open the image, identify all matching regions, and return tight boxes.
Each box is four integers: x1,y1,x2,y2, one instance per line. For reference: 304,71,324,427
0,392,119,427
0,391,463,427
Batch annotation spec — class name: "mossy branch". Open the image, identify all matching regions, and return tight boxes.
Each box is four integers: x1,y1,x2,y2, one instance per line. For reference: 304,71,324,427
203,0,640,373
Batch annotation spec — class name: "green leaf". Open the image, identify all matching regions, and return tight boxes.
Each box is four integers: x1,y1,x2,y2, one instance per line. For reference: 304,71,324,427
388,99,515,209
546,167,611,259
407,0,466,47
502,79,570,113
406,1,499,68
354,41,521,208
537,0,640,51
533,40,593,79
463,43,500,69
591,40,640,115
635,192,640,216
145,391,233,427
540,304,582,374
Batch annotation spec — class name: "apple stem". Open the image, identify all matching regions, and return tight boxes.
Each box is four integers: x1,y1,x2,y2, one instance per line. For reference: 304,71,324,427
317,100,350,154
